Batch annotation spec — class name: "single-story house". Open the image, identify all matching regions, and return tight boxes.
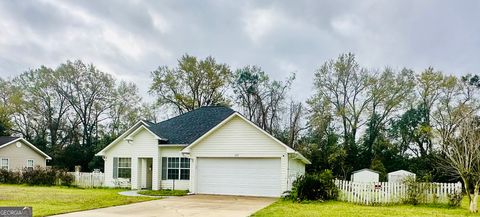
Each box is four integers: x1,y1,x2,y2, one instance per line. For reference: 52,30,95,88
0,136,52,171
351,168,380,182
96,106,310,197
388,170,416,183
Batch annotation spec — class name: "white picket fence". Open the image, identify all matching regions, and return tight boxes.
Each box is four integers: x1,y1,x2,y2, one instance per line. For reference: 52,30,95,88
334,179,462,205
69,172,105,188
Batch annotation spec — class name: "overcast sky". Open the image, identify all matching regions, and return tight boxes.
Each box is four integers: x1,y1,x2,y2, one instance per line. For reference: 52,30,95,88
1,0,479,102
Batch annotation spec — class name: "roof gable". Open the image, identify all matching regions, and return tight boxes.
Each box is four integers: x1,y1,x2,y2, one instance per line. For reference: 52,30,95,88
181,113,294,152
181,113,311,164
96,121,160,155
0,137,52,160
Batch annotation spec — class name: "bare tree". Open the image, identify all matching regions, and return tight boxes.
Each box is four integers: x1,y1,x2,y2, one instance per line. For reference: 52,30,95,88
435,75,480,212
439,116,480,212
232,65,294,134
13,67,71,153
312,53,371,154
108,81,143,136
0,79,15,136
54,60,115,168
286,101,304,148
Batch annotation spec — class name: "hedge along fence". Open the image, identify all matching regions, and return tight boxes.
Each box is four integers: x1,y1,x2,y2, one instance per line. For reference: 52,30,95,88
334,179,462,205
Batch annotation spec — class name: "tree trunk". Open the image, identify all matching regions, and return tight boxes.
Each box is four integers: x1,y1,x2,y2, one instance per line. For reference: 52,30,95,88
470,184,479,213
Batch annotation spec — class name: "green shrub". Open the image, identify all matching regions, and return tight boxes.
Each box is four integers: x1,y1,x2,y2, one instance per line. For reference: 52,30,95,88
0,167,75,186
56,170,75,186
403,177,422,205
447,192,463,207
0,169,21,184
402,176,436,205
22,167,57,185
286,170,338,202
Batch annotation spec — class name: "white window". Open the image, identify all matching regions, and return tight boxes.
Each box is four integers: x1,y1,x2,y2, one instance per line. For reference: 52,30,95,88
118,158,131,178
27,159,34,170
161,157,190,180
1,158,8,170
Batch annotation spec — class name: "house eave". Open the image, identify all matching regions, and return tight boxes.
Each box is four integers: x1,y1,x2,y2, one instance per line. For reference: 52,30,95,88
96,120,163,156
159,144,188,147
290,152,311,164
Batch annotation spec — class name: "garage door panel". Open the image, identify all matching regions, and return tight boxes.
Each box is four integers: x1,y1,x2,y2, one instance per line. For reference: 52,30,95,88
196,158,281,197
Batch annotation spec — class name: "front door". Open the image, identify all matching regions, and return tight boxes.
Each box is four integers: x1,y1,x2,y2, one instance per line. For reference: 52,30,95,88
140,158,153,189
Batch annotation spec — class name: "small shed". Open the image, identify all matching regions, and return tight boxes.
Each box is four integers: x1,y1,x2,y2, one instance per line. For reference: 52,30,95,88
388,170,416,183
350,168,380,183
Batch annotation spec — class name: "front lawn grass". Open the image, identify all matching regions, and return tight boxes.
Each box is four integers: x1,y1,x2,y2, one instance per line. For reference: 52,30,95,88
253,197,480,217
138,189,188,196
0,184,157,217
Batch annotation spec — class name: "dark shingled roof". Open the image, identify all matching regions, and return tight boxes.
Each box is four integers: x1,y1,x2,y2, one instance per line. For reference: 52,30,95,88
0,136,19,146
147,106,236,144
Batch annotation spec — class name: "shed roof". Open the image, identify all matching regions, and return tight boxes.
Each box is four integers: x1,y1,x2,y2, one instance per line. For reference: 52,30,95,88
352,168,380,174
388,170,415,175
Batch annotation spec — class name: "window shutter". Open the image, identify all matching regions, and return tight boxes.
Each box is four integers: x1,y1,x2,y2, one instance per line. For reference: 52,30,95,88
161,157,167,180
113,157,118,179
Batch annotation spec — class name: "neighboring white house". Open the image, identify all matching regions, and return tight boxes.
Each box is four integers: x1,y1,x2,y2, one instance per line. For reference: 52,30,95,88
388,170,416,183
0,137,52,171
351,169,380,182
96,106,310,197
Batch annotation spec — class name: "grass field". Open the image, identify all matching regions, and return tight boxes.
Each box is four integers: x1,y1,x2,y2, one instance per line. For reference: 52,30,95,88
253,197,480,217
0,184,156,217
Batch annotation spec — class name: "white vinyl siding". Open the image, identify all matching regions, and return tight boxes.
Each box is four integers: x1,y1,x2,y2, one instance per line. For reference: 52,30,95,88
190,116,286,157
103,128,159,189
196,158,282,197
189,116,292,195
288,157,305,190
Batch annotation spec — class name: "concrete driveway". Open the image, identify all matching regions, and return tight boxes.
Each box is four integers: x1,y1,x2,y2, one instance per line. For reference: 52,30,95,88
51,195,277,217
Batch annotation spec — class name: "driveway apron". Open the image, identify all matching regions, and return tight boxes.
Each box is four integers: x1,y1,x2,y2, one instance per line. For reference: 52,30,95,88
50,194,276,217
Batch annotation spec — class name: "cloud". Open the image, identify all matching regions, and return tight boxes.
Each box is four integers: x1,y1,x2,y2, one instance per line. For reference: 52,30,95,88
148,10,170,34
331,14,363,37
0,0,480,102
243,7,281,43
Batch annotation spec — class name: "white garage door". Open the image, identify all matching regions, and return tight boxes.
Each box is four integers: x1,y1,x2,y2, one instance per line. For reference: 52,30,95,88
196,158,282,197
